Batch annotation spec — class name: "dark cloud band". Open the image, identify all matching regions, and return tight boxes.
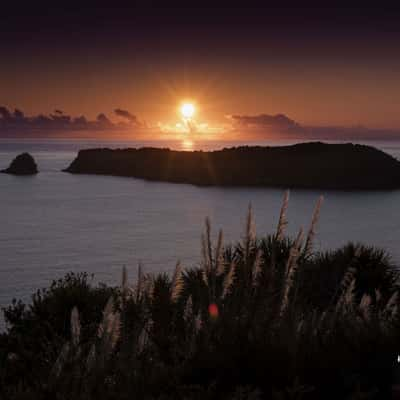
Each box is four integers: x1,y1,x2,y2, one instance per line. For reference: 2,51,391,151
0,107,143,134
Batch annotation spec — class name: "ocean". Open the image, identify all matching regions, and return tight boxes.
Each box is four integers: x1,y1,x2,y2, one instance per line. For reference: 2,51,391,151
1,138,400,323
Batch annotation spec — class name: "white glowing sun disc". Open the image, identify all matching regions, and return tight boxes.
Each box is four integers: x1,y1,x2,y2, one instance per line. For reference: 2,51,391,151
180,103,195,119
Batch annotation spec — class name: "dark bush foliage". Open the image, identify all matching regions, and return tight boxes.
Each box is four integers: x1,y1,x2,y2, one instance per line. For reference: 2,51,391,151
1,205,400,399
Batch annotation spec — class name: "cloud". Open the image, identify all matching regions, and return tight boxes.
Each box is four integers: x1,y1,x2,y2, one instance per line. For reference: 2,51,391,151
228,112,400,140
114,108,140,125
13,109,24,119
0,106,146,137
96,113,113,127
0,106,12,121
2,105,400,140
230,113,299,130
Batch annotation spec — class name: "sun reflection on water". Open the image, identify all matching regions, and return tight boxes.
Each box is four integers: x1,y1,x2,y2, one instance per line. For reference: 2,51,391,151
182,139,194,151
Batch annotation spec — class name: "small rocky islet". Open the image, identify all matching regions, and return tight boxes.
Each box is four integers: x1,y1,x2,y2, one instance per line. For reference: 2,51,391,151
1,152,38,175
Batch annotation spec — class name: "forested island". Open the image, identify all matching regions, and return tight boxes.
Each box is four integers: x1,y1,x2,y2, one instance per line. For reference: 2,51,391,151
64,142,400,189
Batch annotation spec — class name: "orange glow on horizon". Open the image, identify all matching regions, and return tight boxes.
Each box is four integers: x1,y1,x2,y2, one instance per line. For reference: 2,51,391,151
182,139,194,150
156,100,227,140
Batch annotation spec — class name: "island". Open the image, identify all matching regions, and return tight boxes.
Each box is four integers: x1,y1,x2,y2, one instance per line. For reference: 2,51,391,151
1,152,38,175
63,142,400,190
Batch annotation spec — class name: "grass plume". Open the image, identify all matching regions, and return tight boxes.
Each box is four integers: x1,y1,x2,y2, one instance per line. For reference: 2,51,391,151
2,196,400,399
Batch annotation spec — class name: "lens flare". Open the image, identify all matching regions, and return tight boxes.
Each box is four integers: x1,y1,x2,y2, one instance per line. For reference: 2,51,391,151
208,303,219,319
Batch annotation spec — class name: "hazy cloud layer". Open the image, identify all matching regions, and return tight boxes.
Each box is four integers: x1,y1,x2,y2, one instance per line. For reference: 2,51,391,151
2,106,400,140
0,107,143,136
229,113,400,140
230,114,300,130
114,109,140,125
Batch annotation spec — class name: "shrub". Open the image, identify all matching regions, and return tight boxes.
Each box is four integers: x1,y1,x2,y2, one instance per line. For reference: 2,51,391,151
1,192,399,399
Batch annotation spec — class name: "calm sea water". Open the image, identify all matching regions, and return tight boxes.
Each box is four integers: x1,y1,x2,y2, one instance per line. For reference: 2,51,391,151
1,138,400,322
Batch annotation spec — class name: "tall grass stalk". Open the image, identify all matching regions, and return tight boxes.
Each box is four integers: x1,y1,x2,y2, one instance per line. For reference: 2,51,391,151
304,195,323,256
276,190,290,241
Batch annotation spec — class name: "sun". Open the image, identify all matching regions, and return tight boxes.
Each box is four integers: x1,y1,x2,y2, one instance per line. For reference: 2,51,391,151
180,102,195,119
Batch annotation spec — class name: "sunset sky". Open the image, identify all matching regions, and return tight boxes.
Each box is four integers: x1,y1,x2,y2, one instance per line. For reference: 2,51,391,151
2,2,400,139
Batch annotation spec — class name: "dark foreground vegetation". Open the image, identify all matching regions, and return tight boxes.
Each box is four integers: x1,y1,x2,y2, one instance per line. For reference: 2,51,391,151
1,193,400,399
1,152,38,175
64,142,400,189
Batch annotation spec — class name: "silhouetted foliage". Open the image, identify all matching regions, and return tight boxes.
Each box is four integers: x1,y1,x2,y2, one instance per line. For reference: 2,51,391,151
1,238,399,398
1,199,400,399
